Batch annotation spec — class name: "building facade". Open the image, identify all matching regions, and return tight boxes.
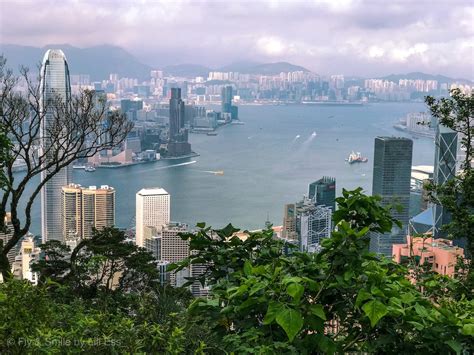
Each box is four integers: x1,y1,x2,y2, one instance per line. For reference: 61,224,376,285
142,222,189,287
135,188,170,247
433,124,458,237
308,176,336,212
0,213,16,265
40,49,72,243
282,203,297,240
168,88,191,156
11,236,41,285
61,184,115,246
393,236,464,277
370,137,413,256
296,199,332,253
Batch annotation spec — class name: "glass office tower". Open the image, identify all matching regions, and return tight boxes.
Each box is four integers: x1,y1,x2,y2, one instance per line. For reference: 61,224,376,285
40,49,72,243
370,137,413,256
433,124,458,237
308,176,336,212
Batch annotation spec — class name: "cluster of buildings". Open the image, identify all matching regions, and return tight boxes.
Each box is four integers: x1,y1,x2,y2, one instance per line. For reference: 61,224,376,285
67,64,473,107
0,49,205,293
280,177,335,253
2,48,469,289
363,79,471,101
274,126,466,278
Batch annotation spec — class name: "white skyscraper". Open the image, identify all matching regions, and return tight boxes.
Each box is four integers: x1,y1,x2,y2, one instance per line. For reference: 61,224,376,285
40,49,72,243
135,188,170,247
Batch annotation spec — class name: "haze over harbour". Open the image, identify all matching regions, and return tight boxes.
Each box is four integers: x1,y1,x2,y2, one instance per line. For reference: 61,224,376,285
20,102,433,233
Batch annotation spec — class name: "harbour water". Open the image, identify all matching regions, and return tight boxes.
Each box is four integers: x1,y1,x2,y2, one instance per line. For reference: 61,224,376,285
22,102,434,233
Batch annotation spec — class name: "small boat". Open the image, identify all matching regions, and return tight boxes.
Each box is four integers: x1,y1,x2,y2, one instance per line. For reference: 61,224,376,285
72,165,86,169
213,170,224,176
85,166,96,172
207,132,218,136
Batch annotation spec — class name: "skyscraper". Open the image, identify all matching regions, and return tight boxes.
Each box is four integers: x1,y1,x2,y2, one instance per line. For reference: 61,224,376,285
82,185,116,239
169,88,185,141
40,49,72,243
135,188,171,247
168,88,191,156
370,137,413,256
433,124,458,237
221,85,239,120
295,198,332,253
61,184,115,246
221,85,233,114
308,176,336,212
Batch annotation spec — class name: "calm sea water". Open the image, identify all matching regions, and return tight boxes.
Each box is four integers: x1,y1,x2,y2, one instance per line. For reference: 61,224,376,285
22,102,434,233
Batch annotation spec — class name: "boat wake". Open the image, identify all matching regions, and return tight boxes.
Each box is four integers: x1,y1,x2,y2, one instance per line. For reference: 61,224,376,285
148,160,197,171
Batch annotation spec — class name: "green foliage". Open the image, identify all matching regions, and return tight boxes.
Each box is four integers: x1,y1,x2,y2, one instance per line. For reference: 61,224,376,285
2,189,473,353
178,189,474,353
333,187,401,233
0,279,195,353
2,228,209,353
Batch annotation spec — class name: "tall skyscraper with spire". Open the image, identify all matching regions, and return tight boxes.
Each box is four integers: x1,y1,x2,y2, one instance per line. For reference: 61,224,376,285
40,49,72,243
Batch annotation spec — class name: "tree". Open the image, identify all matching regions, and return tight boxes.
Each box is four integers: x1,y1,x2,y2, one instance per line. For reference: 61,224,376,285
175,189,474,353
0,56,133,278
33,227,160,304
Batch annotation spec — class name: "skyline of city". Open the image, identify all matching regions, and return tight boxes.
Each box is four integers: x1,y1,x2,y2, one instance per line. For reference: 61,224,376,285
0,1,472,351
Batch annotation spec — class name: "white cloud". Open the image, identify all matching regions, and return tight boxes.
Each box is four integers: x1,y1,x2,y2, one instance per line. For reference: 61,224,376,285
256,36,286,56
0,0,472,77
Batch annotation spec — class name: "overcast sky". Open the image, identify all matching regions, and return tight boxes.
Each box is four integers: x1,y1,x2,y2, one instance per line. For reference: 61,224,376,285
1,0,473,77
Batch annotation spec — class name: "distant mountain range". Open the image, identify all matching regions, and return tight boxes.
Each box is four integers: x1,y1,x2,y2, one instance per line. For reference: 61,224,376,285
0,44,471,83
379,72,472,84
0,44,152,81
163,61,310,77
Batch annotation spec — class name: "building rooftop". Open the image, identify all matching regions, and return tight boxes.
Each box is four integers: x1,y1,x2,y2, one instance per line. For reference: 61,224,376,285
137,187,169,196
376,136,412,141
412,165,434,174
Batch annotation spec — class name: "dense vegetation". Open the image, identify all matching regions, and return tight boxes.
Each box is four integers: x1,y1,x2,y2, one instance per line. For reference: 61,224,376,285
0,188,472,353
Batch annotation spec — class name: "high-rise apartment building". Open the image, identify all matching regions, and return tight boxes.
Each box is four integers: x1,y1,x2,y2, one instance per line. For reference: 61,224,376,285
370,137,413,256
40,49,72,243
308,176,336,212
61,184,115,246
433,125,458,237
135,188,170,247
82,186,115,239
62,184,83,243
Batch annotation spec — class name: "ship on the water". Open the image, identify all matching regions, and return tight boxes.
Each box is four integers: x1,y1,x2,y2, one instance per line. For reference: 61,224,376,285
346,151,368,164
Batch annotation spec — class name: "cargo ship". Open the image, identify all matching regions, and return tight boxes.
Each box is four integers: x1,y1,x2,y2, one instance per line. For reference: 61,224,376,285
346,151,368,164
